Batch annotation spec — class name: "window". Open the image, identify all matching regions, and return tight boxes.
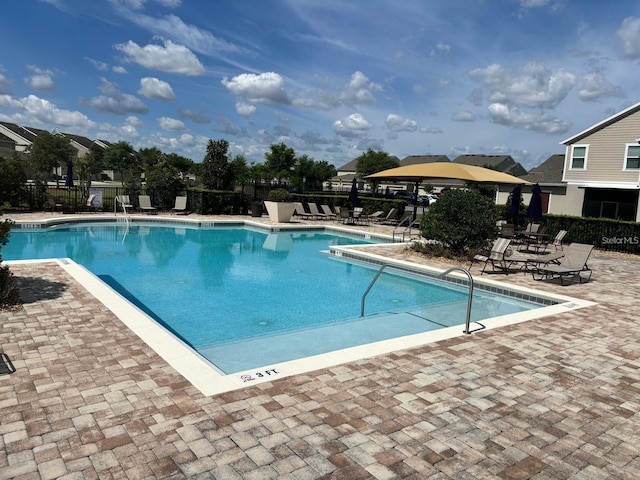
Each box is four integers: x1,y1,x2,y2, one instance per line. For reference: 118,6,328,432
625,145,640,170
570,145,587,169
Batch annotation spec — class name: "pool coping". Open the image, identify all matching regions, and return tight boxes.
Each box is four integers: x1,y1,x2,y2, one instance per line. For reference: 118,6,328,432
5,219,596,396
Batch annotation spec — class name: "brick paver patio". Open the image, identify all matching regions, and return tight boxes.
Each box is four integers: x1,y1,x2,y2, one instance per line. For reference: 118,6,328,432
1,213,640,479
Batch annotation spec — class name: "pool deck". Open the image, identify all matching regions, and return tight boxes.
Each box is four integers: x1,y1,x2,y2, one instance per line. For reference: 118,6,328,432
2,212,640,479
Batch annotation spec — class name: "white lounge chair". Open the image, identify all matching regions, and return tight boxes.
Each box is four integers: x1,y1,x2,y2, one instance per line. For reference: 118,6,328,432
138,195,157,214
532,243,594,285
470,238,512,274
171,196,188,214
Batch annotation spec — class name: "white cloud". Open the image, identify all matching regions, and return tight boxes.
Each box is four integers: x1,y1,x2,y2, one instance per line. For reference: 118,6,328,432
468,61,575,109
487,103,570,134
82,78,148,115
222,72,290,104
24,66,55,91
577,73,624,101
332,113,372,137
158,116,186,131
85,57,109,71
339,71,381,107
138,77,175,100
385,113,418,132
115,39,205,76
617,17,640,59
1,94,94,128
113,66,128,74
452,110,476,122
0,94,25,109
235,102,257,117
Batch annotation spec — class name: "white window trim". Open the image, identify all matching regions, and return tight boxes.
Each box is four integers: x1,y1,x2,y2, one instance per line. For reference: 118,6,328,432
569,144,588,170
623,143,640,171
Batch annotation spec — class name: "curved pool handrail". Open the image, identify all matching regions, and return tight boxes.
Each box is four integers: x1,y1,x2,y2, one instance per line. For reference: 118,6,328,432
439,266,474,334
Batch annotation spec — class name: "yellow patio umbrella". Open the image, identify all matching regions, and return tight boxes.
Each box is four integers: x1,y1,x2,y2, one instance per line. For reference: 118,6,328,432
366,162,529,184
367,162,529,219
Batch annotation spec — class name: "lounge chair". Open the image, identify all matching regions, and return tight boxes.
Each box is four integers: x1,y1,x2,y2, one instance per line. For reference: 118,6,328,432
320,205,336,219
500,223,515,238
338,206,351,224
502,249,565,271
116,195,133,208
470,238,512,274
532,243,594,285
171,196,188,214
307,203,331,219
86,194,100,212
138,195,157,214
379,208,400,225
293,202,314,219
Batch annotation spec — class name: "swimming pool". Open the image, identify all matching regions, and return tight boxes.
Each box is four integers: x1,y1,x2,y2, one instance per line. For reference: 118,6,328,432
5,221,549,374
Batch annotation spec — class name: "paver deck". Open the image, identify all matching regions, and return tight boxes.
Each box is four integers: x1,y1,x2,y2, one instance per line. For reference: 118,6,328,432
1,212,640,479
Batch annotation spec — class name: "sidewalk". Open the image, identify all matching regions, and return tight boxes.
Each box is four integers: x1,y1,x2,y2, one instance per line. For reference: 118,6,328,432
1,213,640,478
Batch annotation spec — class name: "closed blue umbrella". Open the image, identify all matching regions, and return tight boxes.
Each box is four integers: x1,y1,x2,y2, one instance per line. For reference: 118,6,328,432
65,160,74,187
508,185,521,217
348,177,359,206
526,183,543,220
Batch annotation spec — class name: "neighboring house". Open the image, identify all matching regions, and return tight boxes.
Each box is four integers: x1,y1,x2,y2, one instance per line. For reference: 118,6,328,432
0,121,115,181
451,154,528,177
328,155,401,192
561,101,640,222
496,154,567,215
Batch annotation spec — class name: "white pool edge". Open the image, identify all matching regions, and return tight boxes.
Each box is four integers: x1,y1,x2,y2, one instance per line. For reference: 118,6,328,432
5,252,595,397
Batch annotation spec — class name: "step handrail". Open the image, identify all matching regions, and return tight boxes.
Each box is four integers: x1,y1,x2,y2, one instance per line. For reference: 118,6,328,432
439,267,474,334
361,264,388,317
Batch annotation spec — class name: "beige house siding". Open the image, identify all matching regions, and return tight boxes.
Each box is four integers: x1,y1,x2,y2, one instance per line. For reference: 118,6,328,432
564,111,640,186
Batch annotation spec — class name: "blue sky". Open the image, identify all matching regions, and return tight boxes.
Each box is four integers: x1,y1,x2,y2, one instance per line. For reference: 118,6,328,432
1,0,640,170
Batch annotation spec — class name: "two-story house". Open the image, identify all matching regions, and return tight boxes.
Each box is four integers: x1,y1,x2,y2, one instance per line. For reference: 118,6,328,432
561,102,640,222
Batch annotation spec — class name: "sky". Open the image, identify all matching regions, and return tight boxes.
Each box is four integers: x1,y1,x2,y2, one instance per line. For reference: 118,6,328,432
2,0,640,170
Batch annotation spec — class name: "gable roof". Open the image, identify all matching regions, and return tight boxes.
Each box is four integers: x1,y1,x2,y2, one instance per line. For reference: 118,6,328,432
399,155,450,166
561,101,640,145
520,154,565,185
451,154,527,177
336,155,401,172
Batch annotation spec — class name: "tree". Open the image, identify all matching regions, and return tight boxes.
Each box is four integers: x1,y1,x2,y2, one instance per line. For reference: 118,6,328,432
264,142,296,185
0,153,27,206
230,154,250,191
201,139,233,190
165,153,195,178
28,132,74,186
139,147,165,171
75,151,104,199
290,155,336,192
355,149,399,194
145,160,185,209
103,141,142,193
420,189,499,256
0,214,18,307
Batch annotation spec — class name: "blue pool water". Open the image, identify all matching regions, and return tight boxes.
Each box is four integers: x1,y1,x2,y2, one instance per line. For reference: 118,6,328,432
4,223,541,373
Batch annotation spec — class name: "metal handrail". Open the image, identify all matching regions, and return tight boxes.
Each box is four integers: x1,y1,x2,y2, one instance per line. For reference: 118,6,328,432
114,196,130,225
361,264,475,336
439,267,474,334
361,264,388,317
392,216,412,242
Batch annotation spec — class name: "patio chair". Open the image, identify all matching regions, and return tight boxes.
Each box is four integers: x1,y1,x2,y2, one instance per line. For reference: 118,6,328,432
320,205,336,220
138,195,157,214
171,196,188,214
532,243,594,285
307,203,331,219
379,208,400,225
293,202,314,219
499,223,515,238
469,238,512,274
86,194,100,212
502,248,565,271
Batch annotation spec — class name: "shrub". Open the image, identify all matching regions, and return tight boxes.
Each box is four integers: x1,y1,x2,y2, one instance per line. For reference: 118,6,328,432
268,188,291,202
0,218,19,308
419,189,499,256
